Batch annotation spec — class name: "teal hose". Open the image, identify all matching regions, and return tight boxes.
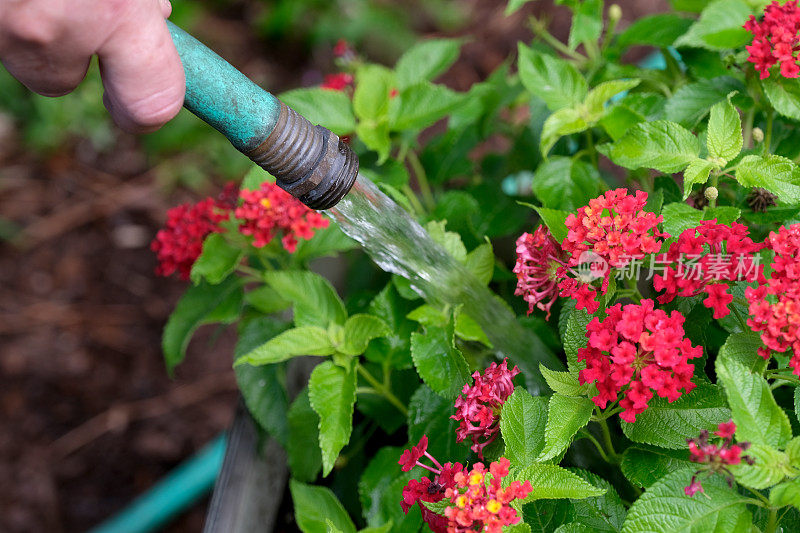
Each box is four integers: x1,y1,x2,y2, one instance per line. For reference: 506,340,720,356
88,434,227,533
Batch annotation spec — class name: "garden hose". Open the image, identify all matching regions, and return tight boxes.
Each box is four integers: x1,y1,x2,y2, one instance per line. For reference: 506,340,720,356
167,22,358,210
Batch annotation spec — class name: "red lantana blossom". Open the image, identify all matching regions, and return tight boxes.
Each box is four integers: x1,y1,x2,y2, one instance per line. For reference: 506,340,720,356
444,457,532,533
746,223,800,373
151,185,236,279
514,226,569,319
333,39,353,58
559,189,668,314
235,182,329,252
654,220,765,319
321,73,354,91
399,436,465,533
685,420,754,496
577,299,702,422
452,359,519,459
744,1,800,79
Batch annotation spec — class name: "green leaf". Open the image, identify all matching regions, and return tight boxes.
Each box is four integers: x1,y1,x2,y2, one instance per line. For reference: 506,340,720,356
621,445,693,488
736,154,800,204
395,38,463,89
702,206,741,224
243,285,290,315
674,0,752,50
506,0,537,15
162,277,242,372
763,76,800,121
532,206,570,243
293,224,358,262
500,388,549,467
410,325,470,399
353,64,395,121
568,0,603,50
660,202,704,238
465,243,494,285
389,81,464,132
518,43,587,111
531,157,603,212
621,468,752,533
718,332,769,375
356,121,391,163
425,220,467,262
731,443,794,490
280,88,356,135
771,478,800,510
264,271,347,328
238,326,334,366
513,464,606,502
359,447,412,528
664,77,746,128
584,80,642,119
454,310,493,347
408,385,470,462
598,120,700,173
563,306,591,373
790,436,800,466
617,14,694,48
540,107,588,155
290,480,356,533
621,384,731,449
190,234,242,285
682,159,715,200
287,389,322,482
540,364,589,396
340,314,391,356
569,469,627,532
707,97,742,163
308,361,357,476
716,356,792,448
537,394,594,462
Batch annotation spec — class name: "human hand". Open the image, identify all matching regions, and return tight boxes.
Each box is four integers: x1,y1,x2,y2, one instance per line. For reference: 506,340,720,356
0,0,185,133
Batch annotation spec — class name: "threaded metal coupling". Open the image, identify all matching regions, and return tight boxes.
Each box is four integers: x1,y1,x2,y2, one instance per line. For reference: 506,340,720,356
246,102,359,210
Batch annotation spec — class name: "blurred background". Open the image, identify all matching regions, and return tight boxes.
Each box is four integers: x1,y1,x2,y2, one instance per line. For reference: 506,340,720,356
0,0,665,531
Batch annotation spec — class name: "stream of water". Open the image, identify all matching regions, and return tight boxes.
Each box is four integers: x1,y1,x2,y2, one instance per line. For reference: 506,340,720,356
328,174,563,393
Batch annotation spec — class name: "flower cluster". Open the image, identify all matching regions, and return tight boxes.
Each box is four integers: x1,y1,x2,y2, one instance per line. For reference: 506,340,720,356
654,220,764,319
513,226,568,319
452,359,519,459
578,299,701,422
747,223,800,372
321,73,354,91
150,185,236,280
559,189,668,313
399,436,464,533
744,0,800,79
235,182,329,252
685,420,754,496
444,457,532,533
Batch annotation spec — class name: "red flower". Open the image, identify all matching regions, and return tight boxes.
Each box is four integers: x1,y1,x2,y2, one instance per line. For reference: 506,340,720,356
399,435,429,472
746,223,800,374
685,421,754,496
577,300,701,422
443,457,532,533
452,359,519,459
745,1,800,79
234,182,329,252
321,73,354,91
654,220,764,319
151,187,235,280
333,39,353,58
513,226,569,319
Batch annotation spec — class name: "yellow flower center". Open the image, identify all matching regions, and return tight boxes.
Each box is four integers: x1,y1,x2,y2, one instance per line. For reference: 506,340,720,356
455,495,468,508
469,472,484,486
260,198,271,209
487,499,502,514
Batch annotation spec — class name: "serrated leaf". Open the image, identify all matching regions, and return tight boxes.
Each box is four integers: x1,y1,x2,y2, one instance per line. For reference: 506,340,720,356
513,464,606,502
584,80,642,118
664,77,746,128
500,388,549,467
731,443,794,490
702,206,741,224
621,468,751,533
771,478,800,510
353,64,395,121
569,469,627,532
537,394,594,461
290,480,356,533
660,202,704,238
190,233,243,285
532,157,602,212
618,14,694,48
280,88,355,135
264,271,347,328
410,326,470,399
540,364,589,396
287,389,322,482
532,206,570,243
309,361,357,476
389,81,464,132
340,314,391,356
674,0,752,51
682,159,715,200
518,43,587,111
237,326,334,366
563,306,591,373
454,310,493,347
707,97,742,163
718,332,769,375
621,446,693,488
788,436,800,466
716,356,792,448
243,285,290,315
621,384,731,449
541,107,588,155
736,154,800,204
598,120,700,173
395,38,463,89
763,75,800,121
568,0,603,50
465,243,494,285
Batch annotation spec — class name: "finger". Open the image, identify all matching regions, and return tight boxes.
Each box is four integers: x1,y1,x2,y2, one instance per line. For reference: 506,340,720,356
2,52,91,97
98,1,185,133
160,0,172,18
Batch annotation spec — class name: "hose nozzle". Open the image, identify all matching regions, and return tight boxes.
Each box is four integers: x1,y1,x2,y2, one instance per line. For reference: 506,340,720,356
247,102,359,210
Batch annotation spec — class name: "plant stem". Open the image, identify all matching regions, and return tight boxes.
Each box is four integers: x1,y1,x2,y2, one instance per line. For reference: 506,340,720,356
406,151,436,212
585,129,598,168
580,430,612,464
356,364,408,416
765,507,778,533
743,108,755,148
709,173,719,209
402,184,427,217
529,16,587,62
596,417,621,464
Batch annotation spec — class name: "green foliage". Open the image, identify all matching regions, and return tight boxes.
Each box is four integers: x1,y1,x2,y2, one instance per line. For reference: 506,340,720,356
736,154,800,204
410,323,470,399
512,464,606,502
291,480,357,533
518,44,587,112
538,394,594,461
598,121,700,173
501,388,549,466
309,361,358,476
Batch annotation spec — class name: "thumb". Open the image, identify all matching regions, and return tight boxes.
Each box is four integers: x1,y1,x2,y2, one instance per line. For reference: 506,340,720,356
98,1,184,133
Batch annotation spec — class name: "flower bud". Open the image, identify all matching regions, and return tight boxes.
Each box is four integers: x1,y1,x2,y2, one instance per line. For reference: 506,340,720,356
704,186,719,201
752,127,764,143
609,4,622,22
